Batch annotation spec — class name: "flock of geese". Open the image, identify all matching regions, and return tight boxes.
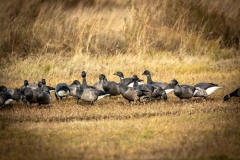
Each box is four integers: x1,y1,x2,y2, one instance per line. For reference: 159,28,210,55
0,70,239,107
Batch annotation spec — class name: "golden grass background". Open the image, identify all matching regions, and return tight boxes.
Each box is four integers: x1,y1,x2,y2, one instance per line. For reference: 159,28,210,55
0,0,240,159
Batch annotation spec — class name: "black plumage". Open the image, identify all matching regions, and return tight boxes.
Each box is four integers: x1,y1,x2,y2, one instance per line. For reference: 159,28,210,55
223,87,240,101
76,71,110,104
69,80,81,97
194,82,222,99
55,83,70,100
42,78,55,94
93,74,105,91
114,72,146,104
0,91,13,106
142,70,174,94
23,80,38,107
36,82,52,107
170,79,198,100
102,75,120,97
113,71,143,87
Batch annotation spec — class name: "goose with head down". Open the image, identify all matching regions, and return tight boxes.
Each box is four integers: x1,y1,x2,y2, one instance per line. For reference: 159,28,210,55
194,82,222,100
132,74,167,102
55,83,70,101
0,90,13,107
223,87,240,101
68,80,81,97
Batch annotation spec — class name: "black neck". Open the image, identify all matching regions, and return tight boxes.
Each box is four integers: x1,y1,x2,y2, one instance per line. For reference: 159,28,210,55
147,75,153,84
82,78,88,89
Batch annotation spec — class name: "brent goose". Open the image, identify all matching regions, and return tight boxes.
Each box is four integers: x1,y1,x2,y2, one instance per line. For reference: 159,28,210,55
23,80,38,107
102,75,120,97
223,87,240,101
114,72,146,104
0,91,13,107
76,71,110,104
113,71,143,87
55,83,70,100
20,80,38,93
42,78,55,94
142,70,174,94
93,74,106,91
170,79,198,101
36,82,52,107
194,82,222,99
132,74,168,102
69,80,81,97
132,74,154,101
81,71,96,89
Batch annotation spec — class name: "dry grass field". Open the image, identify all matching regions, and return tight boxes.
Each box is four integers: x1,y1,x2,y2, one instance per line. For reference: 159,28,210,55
0,0,240,159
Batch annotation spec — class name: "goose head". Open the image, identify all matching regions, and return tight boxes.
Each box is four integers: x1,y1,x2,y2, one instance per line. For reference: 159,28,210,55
24,80,29,86
223,94,230,101
170,79,179,86
142,70,151,76
42,79,46,85
99,74,106,82
113,71,124,78
82,71,87,78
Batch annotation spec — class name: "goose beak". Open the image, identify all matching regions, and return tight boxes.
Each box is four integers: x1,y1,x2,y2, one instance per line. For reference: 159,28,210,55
113,72,117,75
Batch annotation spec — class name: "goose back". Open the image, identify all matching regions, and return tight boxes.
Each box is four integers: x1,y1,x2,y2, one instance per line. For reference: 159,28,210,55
0,91,13,106
55,83,70,100
171,79,196,100
194,82,222,97
69,80,81,97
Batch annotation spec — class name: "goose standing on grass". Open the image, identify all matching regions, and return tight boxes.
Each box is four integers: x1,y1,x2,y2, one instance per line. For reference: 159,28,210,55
142,70,174,94
114,72,146,104
132,74,154,101
93,74,105,91
114,71,143,87
36,82,51,107
152,86,168,102
76,71,110,105
0,85,27,105
81,71,95,89
223,87,240,101
132,75,168,102
193,82,222,99
0,90,13,107
170,79,199,101
23,80,38,107
68,80,81,97
42,78,55,94
7,88,27,105
102,75,120,97
20,80,38,93
55,83,70,101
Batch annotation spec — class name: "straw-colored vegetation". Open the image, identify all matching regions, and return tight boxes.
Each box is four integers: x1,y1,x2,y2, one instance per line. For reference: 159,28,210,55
0,0,240,159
